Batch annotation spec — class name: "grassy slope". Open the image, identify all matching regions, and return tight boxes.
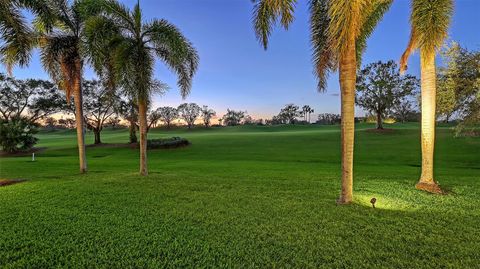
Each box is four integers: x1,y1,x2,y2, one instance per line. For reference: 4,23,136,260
0,123,479,268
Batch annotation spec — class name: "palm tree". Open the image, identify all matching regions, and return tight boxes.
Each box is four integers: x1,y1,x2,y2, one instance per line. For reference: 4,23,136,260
1,0,94,173
36,0,96,173
400,0,453,193
302,105,314,122
86,0,199,176
252,0,392,204
0,0,54,72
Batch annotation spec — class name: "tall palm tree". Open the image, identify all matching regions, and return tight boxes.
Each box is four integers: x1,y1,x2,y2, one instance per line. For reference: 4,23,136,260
86,0,199,176
35,0,95,173
252,0,392,204
400,0,453,193
1,0,93,173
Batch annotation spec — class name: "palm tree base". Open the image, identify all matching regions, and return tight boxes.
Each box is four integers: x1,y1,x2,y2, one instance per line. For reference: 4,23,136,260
415,181,443,194
336,197,353,205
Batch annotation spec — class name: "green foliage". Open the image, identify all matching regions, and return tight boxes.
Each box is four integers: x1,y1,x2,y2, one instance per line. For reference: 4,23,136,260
438,42,480,133
84,0,199,102
436,80,456,122
222,109,245,126
157,107,179,128
147,137,190,149
0,73,63,122
301,105,314,122
317,113,340,125
0,125,479,267
0,116,38,152
178,103,201,129
200,105,216,127
356,60,419,128
276,103,300,124
391,97,419,123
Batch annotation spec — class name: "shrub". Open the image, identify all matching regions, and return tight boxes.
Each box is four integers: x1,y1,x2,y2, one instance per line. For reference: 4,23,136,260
0,117,39,153
147,137,190,149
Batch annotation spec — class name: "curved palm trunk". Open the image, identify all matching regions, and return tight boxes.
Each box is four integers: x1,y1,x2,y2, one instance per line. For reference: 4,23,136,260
138,99,148,176
416,52,442,193
337,43,356,204
73,60,87,173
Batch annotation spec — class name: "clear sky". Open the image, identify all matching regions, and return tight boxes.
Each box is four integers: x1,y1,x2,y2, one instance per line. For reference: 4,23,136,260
2,0,479,119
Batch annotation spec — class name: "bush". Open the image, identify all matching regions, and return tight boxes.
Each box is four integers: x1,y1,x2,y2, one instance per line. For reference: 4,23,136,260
0,117,39,153
147,137,190,149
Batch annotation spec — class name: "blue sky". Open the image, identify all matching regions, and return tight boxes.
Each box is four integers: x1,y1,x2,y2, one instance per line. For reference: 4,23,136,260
2,0,479,119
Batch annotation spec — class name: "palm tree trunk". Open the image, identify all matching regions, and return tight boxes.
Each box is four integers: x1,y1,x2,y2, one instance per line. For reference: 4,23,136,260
138,99,148,176
337,43,356,204
416,52,442,193
73,60,87,173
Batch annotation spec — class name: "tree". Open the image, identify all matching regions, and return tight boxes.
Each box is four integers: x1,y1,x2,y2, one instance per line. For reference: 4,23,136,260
437,42,480,130
252,0,393,204
44,116,57,129
278,104,300,124
147,108,161,131
0,73,63,123
11,0,97,173
86,1,199,176
157,106,178,129
317,113,341,125
178,103,201,129
222,109,245,126
356,60,419,129
302,105,314,123
436,81,456,122
200,105,216,127
400,0,453,193
391,97,418,123
65,80,121,144
105,117,120,129
243,115,254,125
0,117,38,153
58,118,76,129
118,98,138,144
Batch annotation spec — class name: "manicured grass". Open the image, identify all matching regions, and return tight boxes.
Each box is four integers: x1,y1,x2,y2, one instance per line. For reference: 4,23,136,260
0,123,479,268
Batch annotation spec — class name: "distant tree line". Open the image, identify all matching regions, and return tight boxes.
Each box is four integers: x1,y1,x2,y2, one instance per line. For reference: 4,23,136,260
1,50,478,152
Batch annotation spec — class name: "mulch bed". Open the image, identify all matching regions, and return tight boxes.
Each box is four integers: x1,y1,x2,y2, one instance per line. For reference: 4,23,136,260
0,179,26,187
86,143,131,148
366,128,396,134
0,147,46,157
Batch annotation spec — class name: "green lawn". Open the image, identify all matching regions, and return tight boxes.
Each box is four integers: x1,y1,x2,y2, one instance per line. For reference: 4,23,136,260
1,123,479,268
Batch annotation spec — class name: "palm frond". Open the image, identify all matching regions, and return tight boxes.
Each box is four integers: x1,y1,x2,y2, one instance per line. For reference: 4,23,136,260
411,0,453,58
145,19,199,98
309,0,335,92
327,0,368,56
83,15,120,78
399,27,418,74
101,0,135,33
39,35,79,102
0,0,33,73
355,0,392,66
252,0,297,49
